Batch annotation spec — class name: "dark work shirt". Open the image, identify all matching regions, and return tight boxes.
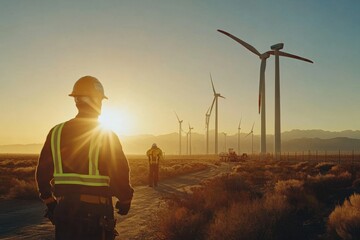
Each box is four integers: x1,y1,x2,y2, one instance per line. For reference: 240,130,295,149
35,113,134,204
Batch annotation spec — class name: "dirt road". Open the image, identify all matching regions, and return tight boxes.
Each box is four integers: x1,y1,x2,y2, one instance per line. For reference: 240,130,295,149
1,162,232,240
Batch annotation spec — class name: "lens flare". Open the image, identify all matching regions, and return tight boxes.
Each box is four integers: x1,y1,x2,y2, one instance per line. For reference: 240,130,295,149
99,107,133,135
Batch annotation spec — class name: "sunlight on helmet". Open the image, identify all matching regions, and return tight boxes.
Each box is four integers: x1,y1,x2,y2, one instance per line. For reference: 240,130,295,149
99,106,133,135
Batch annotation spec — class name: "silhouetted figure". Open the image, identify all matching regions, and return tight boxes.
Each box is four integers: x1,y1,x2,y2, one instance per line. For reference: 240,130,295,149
146,143,163,187
36,76,134,240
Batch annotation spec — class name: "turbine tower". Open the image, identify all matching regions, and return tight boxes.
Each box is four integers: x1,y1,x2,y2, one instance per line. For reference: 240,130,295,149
205,106,212,155
209,74,225,154
270,43,313,160
245,122,255,158
175,112,183,155
217,29,313,160
237,118,242,155
187,123,194,155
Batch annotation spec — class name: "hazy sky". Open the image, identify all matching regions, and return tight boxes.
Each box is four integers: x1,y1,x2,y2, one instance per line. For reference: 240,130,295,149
1,0,359,145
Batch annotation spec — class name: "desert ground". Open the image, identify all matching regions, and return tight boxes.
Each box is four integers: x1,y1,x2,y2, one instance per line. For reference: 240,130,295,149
0,154,223,239
1,154,360,239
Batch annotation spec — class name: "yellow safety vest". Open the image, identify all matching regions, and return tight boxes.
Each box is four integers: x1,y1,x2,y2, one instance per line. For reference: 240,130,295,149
51,122,110,187
147,148,162,164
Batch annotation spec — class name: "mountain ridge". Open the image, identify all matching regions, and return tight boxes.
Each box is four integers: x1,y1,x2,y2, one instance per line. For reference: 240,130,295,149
1,129,360,154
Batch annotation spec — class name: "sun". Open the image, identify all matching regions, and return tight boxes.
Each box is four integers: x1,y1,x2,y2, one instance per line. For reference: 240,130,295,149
99,106,133,135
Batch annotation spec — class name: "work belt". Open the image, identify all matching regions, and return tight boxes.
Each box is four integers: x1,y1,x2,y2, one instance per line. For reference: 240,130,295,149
57,194,111,205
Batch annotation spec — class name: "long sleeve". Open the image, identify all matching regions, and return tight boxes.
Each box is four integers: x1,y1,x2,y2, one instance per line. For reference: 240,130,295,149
103,132,134,203
35,130,55,200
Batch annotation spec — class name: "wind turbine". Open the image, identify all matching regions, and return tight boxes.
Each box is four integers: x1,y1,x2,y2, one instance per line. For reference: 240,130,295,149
217,29,313,160
205,106,212,155
237,118,242,155
175,112,183,155
246,122,255,158
186,123,194,155
209,74,225,154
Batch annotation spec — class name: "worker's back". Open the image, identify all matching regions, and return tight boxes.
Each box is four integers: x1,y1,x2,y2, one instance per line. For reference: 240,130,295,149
36,76,133,240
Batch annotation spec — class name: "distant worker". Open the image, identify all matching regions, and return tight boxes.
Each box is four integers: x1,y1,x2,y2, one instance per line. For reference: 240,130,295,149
36,76,134,240
146,143,163,187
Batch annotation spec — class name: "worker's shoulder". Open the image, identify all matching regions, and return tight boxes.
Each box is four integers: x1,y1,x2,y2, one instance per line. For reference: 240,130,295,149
49,120,69,132
99,129,123,145
99,128,118,138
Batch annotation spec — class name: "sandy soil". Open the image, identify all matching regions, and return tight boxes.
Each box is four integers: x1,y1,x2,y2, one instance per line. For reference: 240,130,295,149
0,162,232,240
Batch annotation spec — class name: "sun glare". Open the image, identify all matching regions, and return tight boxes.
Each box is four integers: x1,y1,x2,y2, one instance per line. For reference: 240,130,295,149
99,107,133,135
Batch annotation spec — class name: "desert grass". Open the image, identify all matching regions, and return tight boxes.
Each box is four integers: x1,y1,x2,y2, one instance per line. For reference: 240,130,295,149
156,159,360,240
0,154,218,200
328,193,360,239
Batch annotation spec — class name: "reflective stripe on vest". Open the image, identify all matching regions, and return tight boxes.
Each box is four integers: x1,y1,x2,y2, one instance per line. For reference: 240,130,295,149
148,148,161,164
50,122,110,187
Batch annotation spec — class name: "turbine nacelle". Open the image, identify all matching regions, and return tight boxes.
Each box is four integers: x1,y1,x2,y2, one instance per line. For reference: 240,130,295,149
215,93,225,98
271,43,284,50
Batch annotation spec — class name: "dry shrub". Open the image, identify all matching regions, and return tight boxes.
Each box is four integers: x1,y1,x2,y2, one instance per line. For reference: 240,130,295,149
157,173,252,240
214,161,221,166
315,162,336,174
232,164,242,172
305,172,353,203
172,164,182,171
0,159,37,168
12,166,36,178
307,172,352,188
275,179,304,196
328,194,360,239
274,179,319,218
0,159,16,167
0,176,12,197
207,194,304,240
352,178,360,191
158,206,208,240
6,178,38,200
329,165,342,174
182,164,192,172
293,161,309,171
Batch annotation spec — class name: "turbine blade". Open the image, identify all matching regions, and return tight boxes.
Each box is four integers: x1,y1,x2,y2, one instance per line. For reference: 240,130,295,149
267,50,314,63
259,58,266,114
238,117,242,129
210,73,216,95
245,132,251,137
219,95,226,99
217,29,261,57
174,111,180,122
209,97,216,116
251,122,255,132
206,106,211,115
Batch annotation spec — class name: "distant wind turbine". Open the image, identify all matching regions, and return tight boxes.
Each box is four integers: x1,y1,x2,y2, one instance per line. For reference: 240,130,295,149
237,118,242,155
246,122,255,157
205,106,212,155
186,123,194,155
175,112,183,155
217,29,313,160
209,73,225,154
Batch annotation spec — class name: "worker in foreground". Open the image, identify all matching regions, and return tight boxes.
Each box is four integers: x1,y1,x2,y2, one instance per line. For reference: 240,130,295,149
146,143,163,187
36,76,134,240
